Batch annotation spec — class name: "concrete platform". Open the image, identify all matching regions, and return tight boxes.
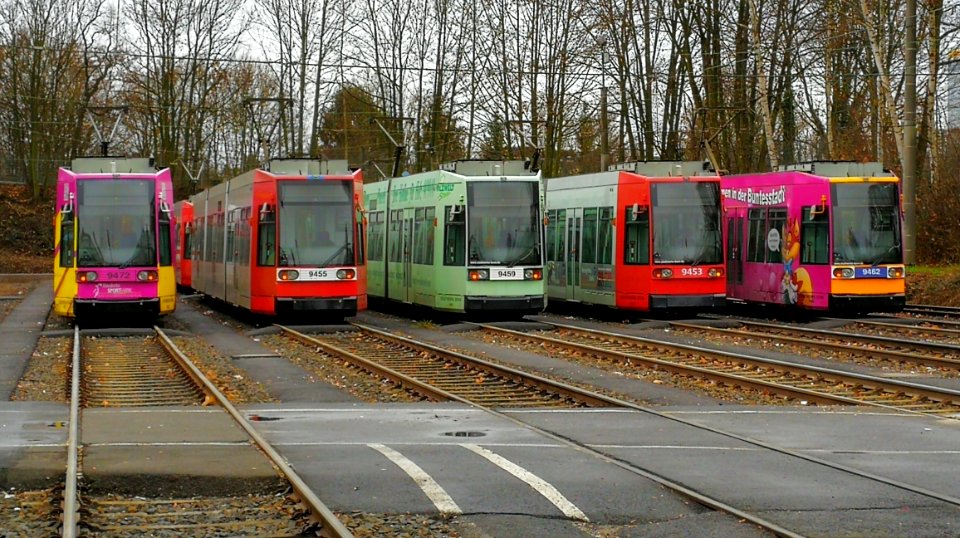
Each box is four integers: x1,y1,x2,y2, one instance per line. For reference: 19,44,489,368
82,407,282,496
242,402,960,538
0,285,52,400
0,402,68,489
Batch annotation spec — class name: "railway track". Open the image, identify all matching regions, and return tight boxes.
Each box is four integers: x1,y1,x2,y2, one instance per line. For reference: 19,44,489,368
61,326,352,538
276,323,615,409
902,304,960,318
668,317,960,374
476,321,960,418
276,319,960,535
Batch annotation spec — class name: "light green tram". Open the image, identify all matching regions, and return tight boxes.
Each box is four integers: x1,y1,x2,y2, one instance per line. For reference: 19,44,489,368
364,160,546,315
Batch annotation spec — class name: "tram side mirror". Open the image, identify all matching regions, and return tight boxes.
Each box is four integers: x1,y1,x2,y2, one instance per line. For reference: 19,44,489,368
630,203,639,220
448,204,464,221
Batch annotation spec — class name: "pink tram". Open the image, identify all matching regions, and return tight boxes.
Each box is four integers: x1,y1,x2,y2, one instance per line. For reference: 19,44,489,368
545,161,725,311
721,161,905,312
53,157,177,318
182,159,366,317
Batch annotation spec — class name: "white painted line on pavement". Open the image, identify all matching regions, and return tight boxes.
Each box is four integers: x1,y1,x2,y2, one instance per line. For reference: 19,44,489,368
461,443,589,522
369,443,462,515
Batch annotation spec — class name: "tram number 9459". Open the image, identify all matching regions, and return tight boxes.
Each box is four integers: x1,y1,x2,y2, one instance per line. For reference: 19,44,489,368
680,267,704,277
492,269,523,280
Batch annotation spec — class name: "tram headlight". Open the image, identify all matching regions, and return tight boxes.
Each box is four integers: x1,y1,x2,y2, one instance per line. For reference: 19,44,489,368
887,266,904,278
653,268,673,279
337,269,356,280
832,267,854,279
137,270,158,282
76,271,97,283
524,268,542,280
708,268,724,277
278,269,299,281
468,269,489,281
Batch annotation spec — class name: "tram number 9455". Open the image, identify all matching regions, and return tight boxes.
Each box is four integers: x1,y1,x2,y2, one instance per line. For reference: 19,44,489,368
307,270,328,279
680,267,704,277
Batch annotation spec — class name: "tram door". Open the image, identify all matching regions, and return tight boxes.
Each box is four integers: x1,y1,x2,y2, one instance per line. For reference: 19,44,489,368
726,213,744,292
225,218,237,304
565,210,582,301
401,209,415,302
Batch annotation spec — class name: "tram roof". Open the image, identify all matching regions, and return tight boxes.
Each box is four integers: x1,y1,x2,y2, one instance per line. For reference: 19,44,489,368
776,161,895,178
68,157,157,174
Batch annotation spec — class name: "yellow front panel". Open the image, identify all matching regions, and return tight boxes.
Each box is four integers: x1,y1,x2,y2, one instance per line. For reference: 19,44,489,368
831,276,905,296
158,267,177,314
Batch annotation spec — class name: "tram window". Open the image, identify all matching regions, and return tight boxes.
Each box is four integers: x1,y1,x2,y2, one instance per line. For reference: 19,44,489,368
444,205,465,266
257,208,276,266
368,212,384,262
747,209,765,262
598,207,613,265
60,218,74,268
624,205,649,265
556,209,566,261
582,208,598,264
389,209,403,262
801,208,829,264
767,208,786,264
546,210,558,262
414,208,427,264
424,207,434,265
355,206,366,265
159,212,172,266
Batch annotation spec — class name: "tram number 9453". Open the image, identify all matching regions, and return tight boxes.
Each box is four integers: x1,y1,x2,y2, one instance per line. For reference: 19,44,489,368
680,267,704,277
492,269,523,280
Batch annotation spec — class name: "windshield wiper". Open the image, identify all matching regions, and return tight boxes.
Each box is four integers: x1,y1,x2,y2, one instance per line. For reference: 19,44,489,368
320,244,350,267
869,244,900,267
506,244,538,267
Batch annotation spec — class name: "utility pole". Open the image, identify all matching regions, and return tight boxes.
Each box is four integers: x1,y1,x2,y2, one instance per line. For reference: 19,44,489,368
599,39,609,172
903,0,917,264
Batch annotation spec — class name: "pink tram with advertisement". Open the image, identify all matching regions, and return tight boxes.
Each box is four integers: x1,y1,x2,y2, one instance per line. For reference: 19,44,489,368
182,158,366,317
545,161,725,312
52,157,177,319
174,200,193,289
721,161,905,312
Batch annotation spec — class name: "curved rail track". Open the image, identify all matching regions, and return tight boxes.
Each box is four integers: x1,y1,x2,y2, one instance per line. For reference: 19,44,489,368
61,327,352,538
477,321,960,418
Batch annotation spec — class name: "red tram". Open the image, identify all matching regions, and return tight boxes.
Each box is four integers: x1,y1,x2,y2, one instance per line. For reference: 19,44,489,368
545,161,725,312
174,200,193,289
182,158,366,316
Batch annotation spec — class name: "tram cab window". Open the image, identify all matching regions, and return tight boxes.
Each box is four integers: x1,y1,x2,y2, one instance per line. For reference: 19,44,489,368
801,207,829,264
257,205,276,266
159,209,172,266
624,205,649,265
60,210,75,268
582,208,598,264
444,205,465,266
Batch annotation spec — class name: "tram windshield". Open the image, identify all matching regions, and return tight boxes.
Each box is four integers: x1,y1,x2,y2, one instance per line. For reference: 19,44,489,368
278,181,354,267
832,182,902,265
650,182,722,265
77,179,155,268
467,181,542,266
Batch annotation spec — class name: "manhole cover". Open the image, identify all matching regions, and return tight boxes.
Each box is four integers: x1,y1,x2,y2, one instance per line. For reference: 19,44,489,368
442,431,486,437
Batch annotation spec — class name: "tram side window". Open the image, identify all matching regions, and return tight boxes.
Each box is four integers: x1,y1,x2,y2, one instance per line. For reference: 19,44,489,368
546,210,559,262
801,207,829,264
238,207,251,266
389,209,403,262
444,205,465,266
257,209,276,266
424,207,434,265
368,211,384,262
414,208,427,264
624,205,649,264
598,207,613,265
159,210,172,266
582,208,598,264
747,209,765,262
767,208,786,264
60,214,74,268
183,224,192,260
355,206,366,265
